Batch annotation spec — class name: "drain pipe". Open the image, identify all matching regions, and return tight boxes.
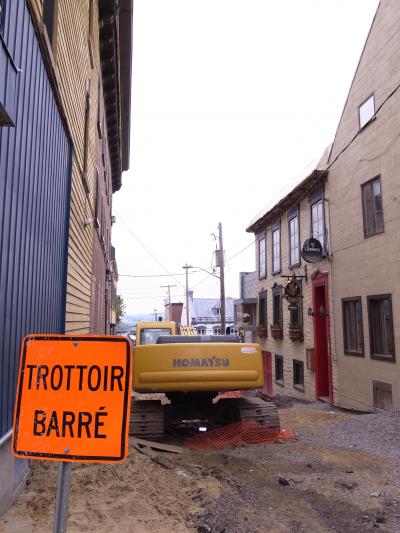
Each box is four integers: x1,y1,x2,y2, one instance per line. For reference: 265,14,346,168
0,429,12,448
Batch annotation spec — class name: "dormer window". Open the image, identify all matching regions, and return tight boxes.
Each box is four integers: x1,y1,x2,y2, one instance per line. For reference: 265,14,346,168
359,94,375,129
213,307,221,316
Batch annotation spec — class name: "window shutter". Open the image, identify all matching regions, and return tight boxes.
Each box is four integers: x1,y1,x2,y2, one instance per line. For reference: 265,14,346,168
363,182,375,235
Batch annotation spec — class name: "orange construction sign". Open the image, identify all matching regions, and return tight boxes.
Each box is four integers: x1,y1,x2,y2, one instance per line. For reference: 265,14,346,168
12,335,132,463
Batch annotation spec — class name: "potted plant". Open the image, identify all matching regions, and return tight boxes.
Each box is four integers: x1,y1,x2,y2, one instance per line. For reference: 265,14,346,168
270,323,282,339
288,322,302,341
255,324,268,338
242,313,251,325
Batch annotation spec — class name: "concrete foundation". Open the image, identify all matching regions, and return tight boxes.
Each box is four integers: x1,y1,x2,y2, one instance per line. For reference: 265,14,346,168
0,433,29,517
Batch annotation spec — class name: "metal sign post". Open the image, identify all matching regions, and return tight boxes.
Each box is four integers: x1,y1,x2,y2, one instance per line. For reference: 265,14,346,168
53,462,72,533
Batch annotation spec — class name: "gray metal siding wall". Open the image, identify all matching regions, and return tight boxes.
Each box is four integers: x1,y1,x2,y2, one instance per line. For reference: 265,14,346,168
0,1,71,436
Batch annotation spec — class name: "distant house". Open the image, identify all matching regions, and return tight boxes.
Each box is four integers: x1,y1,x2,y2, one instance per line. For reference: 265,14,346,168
187,291,236,335
233,272,258,342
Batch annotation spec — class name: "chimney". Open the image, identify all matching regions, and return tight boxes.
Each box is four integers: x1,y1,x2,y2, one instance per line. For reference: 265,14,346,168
169,302,183,324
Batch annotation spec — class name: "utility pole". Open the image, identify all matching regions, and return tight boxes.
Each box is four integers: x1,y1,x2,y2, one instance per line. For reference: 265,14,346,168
182,264,193,326
160,284,177,320
218,222,226,333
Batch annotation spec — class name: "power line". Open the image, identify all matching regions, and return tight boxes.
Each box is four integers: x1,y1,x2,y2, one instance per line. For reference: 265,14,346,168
226,240,255,262
119,272,197,278
123,294,185,301
114,212,186,289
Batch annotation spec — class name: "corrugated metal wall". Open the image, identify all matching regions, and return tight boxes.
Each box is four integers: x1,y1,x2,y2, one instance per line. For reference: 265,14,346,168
0,1,72,436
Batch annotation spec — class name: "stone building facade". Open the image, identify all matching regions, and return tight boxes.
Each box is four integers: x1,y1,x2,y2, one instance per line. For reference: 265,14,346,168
247,163,337,403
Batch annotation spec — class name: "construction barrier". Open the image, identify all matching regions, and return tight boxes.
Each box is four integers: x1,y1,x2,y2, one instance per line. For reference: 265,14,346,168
185,421,294,450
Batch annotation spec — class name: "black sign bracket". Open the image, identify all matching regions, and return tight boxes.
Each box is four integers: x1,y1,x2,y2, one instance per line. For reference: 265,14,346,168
280,264,308,283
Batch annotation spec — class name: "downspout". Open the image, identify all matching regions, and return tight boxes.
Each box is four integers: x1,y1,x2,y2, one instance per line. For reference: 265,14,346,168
0,429,12,447
324,196,337,405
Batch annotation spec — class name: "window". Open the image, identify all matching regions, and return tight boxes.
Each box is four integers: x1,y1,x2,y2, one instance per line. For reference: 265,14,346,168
258,233,266,279
275,355,284,385
88,0,94,68
94,169,100,228
293,360,304,391
272,221,281,274
272,285,282,328
97,79,103,138
213,307,221,316
197,326,206,335
289,303,300,327
288,208,300,267
82,80,91,193
359,94,375,129
213,327,221,335
342,297,364,356
368,295,395,362
362,176,384,237
0,0,6,34
43,0,58,53
373,381,393,411
140,328,172,345
101,202,105,245
258,290,267,326
311,197,325,248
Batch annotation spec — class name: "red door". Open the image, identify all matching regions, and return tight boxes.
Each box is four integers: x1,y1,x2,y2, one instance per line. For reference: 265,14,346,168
262,351,273,395
312,274,332,401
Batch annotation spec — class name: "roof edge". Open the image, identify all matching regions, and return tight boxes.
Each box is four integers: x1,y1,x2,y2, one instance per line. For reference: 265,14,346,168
246,169,328,234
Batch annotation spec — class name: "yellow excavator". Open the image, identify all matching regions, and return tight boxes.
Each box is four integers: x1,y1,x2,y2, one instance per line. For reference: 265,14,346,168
130,321,279,438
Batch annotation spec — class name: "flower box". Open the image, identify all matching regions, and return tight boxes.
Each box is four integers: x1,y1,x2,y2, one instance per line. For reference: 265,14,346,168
288,327,302,341
255,326,268,338
270,325,282,339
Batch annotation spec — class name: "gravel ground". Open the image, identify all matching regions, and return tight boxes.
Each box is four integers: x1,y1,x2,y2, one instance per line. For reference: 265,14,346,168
294,405,400,461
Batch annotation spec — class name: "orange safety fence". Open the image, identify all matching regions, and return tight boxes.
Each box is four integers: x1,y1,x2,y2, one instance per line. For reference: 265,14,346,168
185,421,294,450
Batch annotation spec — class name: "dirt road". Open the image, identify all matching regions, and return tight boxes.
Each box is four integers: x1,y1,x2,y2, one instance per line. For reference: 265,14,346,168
2,402,400,532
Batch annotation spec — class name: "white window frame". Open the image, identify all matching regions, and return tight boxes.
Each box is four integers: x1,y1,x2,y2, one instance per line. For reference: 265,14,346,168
288,210,300,267
272,227,281,274
258,233,266,279
359,94,375,129
311,198,324,247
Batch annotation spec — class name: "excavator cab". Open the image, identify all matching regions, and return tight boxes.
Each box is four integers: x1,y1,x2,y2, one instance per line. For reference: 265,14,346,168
135,321,176,345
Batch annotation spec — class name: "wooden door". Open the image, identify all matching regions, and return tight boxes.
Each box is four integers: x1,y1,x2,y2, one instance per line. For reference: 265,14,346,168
262,351,273,395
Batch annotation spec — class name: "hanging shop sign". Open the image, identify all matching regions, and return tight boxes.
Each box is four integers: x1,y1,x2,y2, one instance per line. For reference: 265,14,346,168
301,237,323,263
284,277,302,304
12,335,132,463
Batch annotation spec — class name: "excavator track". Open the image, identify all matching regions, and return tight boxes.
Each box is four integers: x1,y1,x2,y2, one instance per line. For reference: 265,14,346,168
129,400,165,439
231,397,280,430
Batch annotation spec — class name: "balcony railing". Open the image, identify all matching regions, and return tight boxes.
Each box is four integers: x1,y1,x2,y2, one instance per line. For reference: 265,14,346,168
192,316,234,325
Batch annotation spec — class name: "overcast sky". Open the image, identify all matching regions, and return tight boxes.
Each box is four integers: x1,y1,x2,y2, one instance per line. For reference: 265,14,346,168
112,0,380,317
